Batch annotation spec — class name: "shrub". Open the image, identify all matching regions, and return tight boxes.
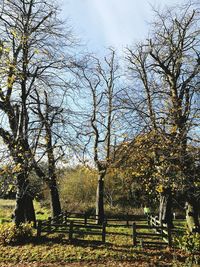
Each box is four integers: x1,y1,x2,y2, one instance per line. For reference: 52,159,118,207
59,166,97,211
176,231,200,253
0,222,33,245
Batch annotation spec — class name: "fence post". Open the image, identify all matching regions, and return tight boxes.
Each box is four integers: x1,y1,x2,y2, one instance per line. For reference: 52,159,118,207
47,217,51,233
132,223,137,246
102,222,106,243
150,215,153,226
84,213,87,225
37,220,42,237
55,214,60,223
69,221,73,241
155,216,158,227
126,213,129,226
104,216,107,226
167,226,172,247
64,211,68,224
147,214,150,226
160,222,163,237
60,213,64,223
95,214,99,224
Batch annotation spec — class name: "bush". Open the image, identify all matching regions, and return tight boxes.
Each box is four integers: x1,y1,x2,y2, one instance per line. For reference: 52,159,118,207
176,231,200,253
59,166,97,211
0,222,33,245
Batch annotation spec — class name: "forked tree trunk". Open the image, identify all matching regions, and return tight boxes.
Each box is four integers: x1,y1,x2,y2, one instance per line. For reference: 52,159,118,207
96,173,105,224
14,174,36,226
159,187,174,228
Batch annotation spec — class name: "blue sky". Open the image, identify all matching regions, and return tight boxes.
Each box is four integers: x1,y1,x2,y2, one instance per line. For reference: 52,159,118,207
62,0,186,53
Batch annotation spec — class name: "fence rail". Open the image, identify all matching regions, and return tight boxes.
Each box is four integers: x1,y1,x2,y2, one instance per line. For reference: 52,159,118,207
40,211,147,226
132,215,172,247
37,219,106,243
36,211,176,247
36,211,147,243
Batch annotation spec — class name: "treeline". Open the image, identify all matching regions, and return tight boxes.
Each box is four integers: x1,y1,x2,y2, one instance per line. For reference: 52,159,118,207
0,0,199,232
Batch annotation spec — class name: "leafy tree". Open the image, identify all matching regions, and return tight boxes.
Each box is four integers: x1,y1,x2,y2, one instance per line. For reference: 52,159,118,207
0,0,74,224
126,1,200,230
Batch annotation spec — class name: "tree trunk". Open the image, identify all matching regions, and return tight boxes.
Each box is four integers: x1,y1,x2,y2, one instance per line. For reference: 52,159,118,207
14,191,25,225
185,202,200,232
185,189,200,233
14,174,36,226
49,177,62,218
33,161,61,218
96,173,105,224
159,187,174,228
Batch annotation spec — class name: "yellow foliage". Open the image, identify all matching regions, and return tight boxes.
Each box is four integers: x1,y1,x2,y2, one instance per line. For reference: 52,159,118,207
7,75,15,87
10,29,17,39
4,47,11,53
34,48,40,54
156,184,164,193
12,163,22,173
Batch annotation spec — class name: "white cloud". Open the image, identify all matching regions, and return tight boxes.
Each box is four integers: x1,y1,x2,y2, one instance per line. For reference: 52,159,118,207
90,0,120,46
88,0,151,48
63,0,188,52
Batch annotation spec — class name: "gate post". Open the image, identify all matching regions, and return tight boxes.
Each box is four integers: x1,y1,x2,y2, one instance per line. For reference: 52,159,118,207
102,221,106,243
37,220,42,237
69,221,73,241
167,226,172,247
132,223,137,246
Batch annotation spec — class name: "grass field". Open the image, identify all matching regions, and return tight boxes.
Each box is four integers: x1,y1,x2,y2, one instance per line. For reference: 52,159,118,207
0,199,199,267
0,234,193,266
0,199,15,222
0,199,50,222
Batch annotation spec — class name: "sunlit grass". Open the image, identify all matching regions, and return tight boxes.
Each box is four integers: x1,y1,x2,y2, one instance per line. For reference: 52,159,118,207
0,199,198,266
0,199,50,222
0,235,193,266
0,199,15,222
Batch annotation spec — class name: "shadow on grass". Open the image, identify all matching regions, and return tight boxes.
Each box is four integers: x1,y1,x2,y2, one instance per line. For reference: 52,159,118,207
33,236,109,248
33,236,182,257
5,235,191,265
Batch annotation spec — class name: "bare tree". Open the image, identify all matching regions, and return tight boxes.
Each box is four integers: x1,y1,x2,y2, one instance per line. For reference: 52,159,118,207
76,49,122,224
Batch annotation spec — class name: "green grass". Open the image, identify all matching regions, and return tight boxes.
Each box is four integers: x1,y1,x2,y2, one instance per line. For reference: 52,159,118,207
0,234,194,266
0,199,199,266
0,199,50,222
34,201,51,220
0,199,15,222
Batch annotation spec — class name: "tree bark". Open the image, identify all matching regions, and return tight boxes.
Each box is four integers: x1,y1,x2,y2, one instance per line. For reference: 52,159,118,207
185,189,200,233
159,187,174,228
14,174,36,226
49,177,62,218
96,173,105,224
34,161,61,218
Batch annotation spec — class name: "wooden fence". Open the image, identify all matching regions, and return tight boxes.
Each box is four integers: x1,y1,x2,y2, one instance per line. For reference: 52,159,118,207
148,215,172,245
37,216,106,243
40,211,147,226
36,211,147,243
132,215,172,247
105,214,147,227
36,211,175,246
